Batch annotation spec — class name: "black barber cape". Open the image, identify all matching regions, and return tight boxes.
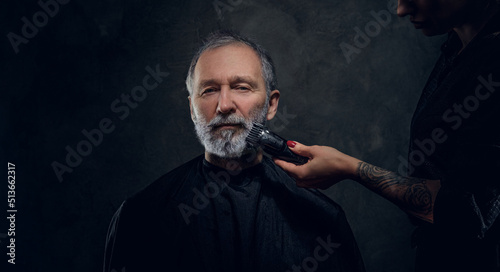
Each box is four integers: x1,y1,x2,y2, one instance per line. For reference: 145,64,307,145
104,155,365,272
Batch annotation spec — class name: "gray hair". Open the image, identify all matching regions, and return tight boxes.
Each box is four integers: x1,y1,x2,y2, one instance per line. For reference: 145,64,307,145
185,30,278,96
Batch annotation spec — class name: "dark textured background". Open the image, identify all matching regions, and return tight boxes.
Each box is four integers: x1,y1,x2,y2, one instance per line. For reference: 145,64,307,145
1,0,446,271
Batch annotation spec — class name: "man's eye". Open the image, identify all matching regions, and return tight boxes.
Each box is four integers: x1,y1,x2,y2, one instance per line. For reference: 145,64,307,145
202,88,216,94
235,86,250,91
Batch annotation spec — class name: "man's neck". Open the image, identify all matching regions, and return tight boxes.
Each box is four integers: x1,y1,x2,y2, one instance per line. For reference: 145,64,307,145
453,3,499,53
205,148,264,170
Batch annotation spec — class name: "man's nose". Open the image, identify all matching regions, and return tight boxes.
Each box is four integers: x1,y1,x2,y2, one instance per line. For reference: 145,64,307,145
397,0,414,17
216,86,236,114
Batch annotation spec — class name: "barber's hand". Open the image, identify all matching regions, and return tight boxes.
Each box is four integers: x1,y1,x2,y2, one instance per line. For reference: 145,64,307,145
273,141,362,189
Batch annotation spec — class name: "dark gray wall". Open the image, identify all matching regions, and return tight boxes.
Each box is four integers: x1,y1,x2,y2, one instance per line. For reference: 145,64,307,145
1,0,445,271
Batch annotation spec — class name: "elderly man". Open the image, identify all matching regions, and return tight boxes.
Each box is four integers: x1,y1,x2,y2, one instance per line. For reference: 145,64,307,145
103,30,365,272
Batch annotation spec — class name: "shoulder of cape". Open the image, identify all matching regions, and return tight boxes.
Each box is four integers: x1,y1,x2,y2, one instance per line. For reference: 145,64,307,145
121,154,204,211
261,156,344,212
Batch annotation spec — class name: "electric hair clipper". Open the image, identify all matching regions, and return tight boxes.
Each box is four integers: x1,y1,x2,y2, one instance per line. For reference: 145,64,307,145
246,122,308,165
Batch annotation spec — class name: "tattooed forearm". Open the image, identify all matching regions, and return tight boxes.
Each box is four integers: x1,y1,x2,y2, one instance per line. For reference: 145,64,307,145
356,162,434,222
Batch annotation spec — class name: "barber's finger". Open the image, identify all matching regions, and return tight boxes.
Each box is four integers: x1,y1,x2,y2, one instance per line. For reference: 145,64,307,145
273,157,299,173
273,158,306,179
286,141,313,158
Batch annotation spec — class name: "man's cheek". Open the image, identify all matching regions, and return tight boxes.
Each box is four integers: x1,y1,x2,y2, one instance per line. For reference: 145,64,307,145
193,107,210,124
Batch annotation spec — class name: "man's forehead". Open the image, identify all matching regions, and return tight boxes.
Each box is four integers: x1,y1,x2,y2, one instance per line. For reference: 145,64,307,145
193,44,263,83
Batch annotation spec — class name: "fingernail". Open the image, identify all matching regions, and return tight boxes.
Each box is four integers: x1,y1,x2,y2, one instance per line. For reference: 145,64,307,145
287,141,296,148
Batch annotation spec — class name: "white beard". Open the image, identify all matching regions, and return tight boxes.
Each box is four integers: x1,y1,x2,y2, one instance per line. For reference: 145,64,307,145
192,103,268,158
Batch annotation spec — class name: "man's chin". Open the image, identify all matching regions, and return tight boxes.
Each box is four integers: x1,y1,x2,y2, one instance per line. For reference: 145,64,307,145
206,151,243,159
206,145,257,159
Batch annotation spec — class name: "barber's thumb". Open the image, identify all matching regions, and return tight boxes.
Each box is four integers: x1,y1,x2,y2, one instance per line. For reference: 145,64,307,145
286,141,312,158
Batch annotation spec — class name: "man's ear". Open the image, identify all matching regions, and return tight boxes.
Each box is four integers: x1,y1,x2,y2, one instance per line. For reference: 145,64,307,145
266,90,280,121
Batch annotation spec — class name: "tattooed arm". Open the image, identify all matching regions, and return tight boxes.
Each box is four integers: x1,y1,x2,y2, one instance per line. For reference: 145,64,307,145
356,162,440,223
273,142,441,223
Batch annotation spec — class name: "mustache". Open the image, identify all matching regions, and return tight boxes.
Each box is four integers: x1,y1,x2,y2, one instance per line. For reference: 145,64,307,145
208,114,248,129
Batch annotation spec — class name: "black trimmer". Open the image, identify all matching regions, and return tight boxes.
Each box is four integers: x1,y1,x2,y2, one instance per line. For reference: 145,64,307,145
245,122,308,165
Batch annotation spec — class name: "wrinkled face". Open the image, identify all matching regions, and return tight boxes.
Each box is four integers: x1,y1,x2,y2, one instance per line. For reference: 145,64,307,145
397,0,477,36
189,44,274,158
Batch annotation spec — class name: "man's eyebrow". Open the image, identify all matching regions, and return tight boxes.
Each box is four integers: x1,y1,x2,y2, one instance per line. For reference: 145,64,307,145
198,79,219,90
229,76,258,88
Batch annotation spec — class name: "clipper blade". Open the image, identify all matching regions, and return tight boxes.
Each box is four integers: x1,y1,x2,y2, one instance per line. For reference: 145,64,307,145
245,122,308,165
246,123,265,147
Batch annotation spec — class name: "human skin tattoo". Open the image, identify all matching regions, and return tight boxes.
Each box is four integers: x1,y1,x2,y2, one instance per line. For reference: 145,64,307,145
356,162,434,222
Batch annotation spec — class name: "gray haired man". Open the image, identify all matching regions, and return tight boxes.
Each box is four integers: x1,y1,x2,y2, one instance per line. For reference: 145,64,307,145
103,30,365,272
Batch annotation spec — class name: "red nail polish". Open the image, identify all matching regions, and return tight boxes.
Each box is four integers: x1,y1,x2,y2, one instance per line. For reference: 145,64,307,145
287,141,296,148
